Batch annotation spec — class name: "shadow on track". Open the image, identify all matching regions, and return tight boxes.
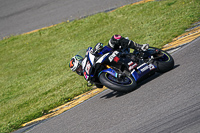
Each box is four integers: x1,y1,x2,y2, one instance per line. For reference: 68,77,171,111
100,64,180,99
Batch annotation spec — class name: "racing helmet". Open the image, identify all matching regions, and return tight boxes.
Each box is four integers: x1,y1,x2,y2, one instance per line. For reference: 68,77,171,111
108,35,122,49
69,55,84,75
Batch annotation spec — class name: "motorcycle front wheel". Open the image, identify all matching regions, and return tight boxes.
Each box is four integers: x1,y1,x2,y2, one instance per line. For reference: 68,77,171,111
99,73,137,92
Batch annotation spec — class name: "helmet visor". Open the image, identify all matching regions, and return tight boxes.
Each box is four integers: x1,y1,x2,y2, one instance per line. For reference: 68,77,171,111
76,65,82,73
75,65,83,76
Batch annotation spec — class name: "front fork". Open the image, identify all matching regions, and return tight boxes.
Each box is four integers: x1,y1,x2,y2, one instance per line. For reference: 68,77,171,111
87,65,114,87
104,65,126,79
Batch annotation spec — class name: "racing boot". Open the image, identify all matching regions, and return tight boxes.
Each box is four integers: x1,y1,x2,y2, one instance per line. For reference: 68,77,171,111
136,43,149,51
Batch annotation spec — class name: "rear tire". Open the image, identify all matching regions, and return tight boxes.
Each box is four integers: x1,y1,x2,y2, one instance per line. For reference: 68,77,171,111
153,50,174,73
99,73,137,92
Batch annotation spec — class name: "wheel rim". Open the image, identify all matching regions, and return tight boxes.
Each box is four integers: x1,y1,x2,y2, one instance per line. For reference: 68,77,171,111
148,48,170,62
106,73,133,85
157,52,170,62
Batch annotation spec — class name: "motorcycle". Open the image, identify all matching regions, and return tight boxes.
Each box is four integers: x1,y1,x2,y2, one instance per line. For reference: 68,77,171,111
78,46,174,92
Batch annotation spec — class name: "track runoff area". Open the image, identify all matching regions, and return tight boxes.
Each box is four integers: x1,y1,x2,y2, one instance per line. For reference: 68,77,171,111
21,1,200,128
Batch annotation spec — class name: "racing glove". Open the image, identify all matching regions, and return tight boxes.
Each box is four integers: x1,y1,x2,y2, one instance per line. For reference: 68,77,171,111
93,43,103,54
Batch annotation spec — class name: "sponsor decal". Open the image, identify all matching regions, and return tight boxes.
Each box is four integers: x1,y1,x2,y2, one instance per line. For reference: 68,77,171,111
140,65,149,72
128,61,137,71
140,64,155,72
108,51,119,62
85,61,91,74
148,64,156,70
84,71,89,80
128,61,134,66
114,56,120,62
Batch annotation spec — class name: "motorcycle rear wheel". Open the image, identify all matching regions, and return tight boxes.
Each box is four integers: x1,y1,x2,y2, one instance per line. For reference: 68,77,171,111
153,50,174,73
99,73,137,92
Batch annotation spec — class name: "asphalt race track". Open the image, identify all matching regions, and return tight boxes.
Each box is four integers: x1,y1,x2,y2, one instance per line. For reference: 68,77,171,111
0,0,137,39
18,37,199,133
3,0,200,132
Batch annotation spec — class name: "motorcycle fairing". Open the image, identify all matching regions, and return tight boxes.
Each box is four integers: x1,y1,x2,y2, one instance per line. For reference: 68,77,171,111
88,52,95,65
131,63,157,81
96,53,110,64
82,50,95,80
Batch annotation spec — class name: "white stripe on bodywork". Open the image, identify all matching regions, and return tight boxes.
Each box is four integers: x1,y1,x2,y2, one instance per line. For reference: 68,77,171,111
88,52,95,65
96,53,110,64
137,63,147,69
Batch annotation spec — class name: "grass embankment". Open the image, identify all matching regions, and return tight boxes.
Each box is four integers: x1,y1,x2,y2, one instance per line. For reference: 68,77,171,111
0,0,199,132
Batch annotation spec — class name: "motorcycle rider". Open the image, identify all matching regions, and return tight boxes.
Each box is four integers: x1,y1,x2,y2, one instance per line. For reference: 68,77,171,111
69,34,149,76
92,34,149,55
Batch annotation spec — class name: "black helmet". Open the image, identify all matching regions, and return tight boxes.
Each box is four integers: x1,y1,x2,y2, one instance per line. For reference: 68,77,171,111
108,35,122,49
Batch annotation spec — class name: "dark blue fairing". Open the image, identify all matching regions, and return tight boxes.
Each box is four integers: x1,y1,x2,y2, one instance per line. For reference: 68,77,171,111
98,46,112,55
131,63,157,81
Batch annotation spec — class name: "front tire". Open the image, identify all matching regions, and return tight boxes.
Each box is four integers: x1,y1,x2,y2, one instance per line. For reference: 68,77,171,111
99,73,137,92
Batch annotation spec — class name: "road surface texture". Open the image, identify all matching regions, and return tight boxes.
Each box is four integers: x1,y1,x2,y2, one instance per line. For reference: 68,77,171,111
22,37,200,133
4,0,200,132
0,0,139,39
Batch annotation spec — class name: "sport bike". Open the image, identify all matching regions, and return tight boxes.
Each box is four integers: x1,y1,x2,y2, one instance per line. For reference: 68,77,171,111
79,47,174,92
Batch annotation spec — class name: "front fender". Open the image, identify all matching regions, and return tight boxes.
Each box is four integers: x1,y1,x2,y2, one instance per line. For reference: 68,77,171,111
98,68,118,78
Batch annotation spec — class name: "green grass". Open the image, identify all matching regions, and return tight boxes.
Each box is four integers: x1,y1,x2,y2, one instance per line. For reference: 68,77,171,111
0,0,199,132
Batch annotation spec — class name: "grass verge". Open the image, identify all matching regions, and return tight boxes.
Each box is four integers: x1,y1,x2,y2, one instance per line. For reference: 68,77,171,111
0,0,199,132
